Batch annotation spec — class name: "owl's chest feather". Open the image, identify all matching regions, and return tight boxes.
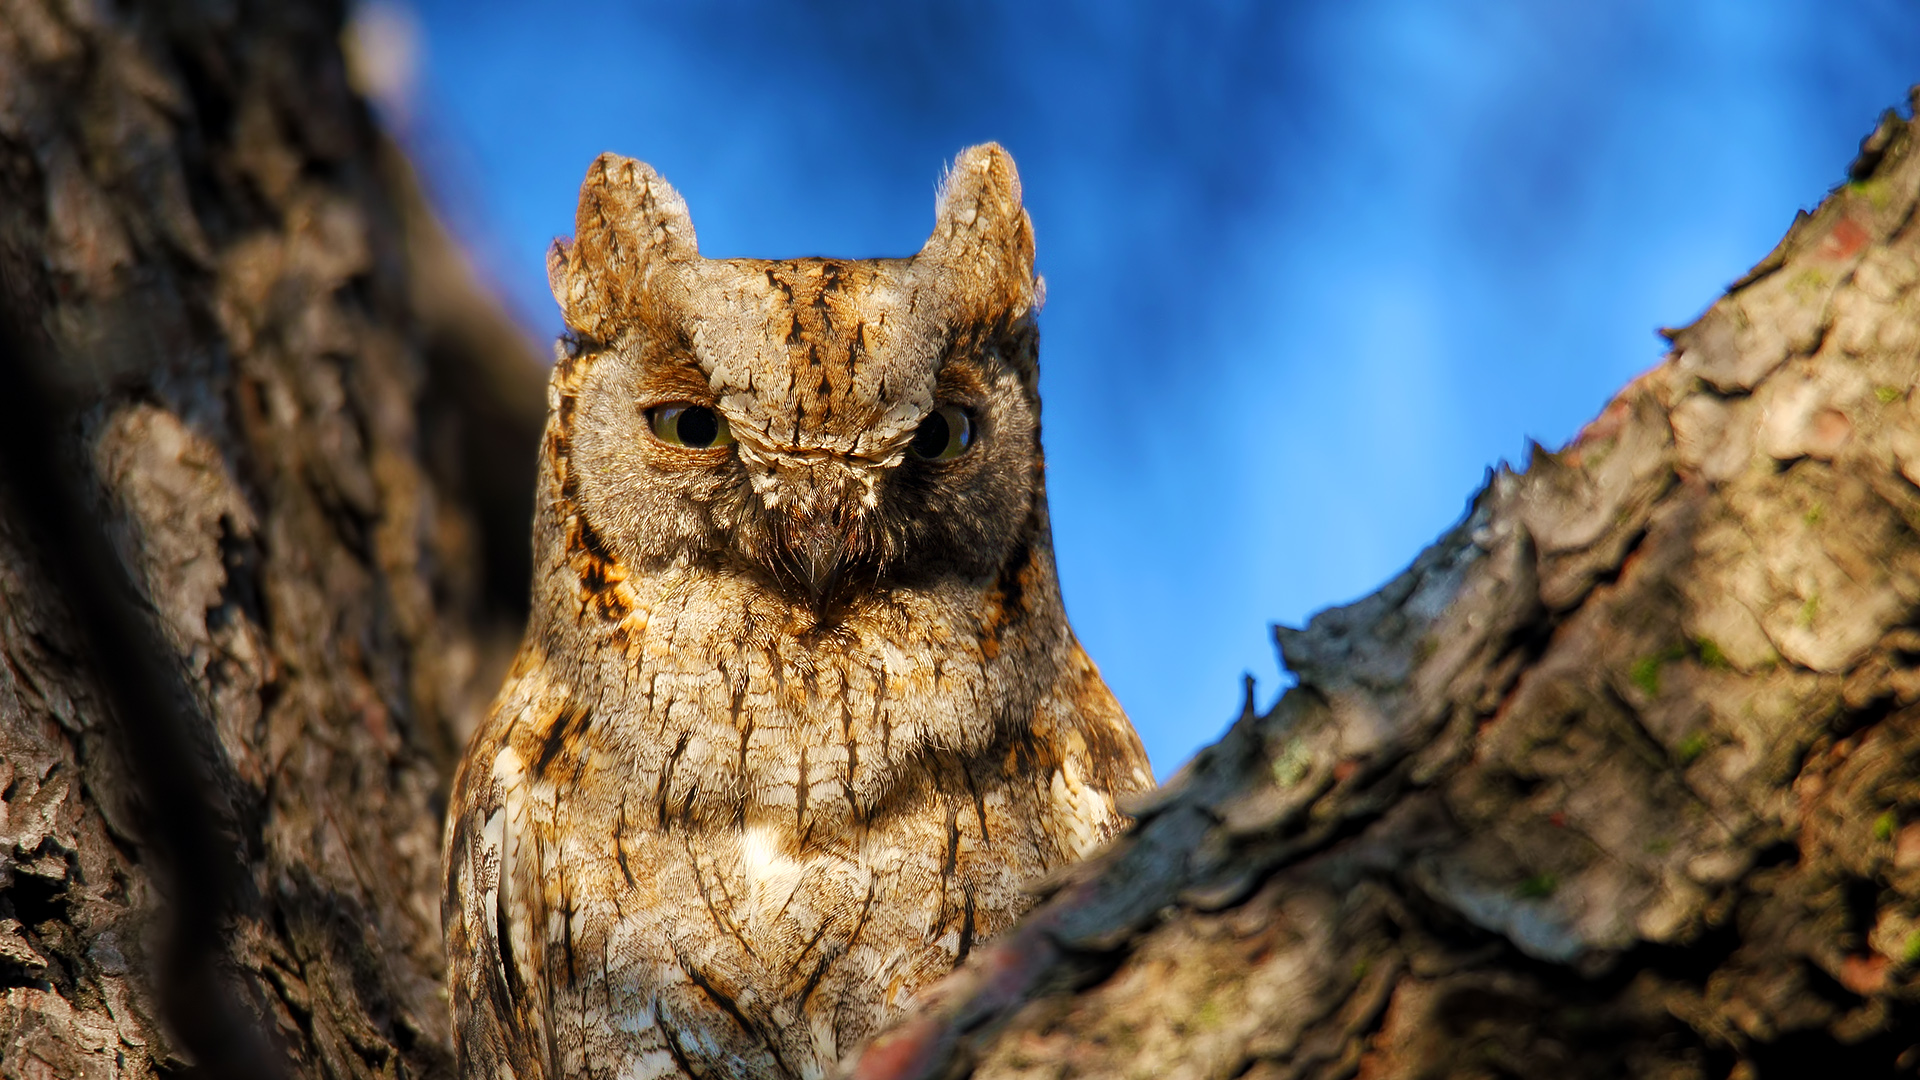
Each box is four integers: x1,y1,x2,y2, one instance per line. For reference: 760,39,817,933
486,710,1057,1077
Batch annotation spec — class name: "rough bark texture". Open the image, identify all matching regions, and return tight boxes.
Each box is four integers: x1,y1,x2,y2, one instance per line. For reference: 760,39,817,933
0,1,541,1077
846,96,1920,1080
6,1,1920,1078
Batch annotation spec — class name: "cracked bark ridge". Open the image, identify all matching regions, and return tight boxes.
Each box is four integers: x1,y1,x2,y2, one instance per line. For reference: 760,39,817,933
0,1,541,1076
846,93,1920,1080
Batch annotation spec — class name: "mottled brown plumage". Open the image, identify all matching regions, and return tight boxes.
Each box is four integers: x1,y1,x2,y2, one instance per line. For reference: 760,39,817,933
443,145,1152,1079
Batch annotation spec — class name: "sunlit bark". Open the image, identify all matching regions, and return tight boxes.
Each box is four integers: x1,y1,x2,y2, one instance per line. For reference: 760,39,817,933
848,95,1920,1080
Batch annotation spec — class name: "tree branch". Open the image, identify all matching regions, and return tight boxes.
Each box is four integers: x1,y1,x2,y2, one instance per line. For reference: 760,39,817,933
848,92,1920,1080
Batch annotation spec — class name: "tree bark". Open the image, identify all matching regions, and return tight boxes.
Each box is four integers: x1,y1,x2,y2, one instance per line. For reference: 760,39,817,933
6,2,1920,1079
0,1,541,1076
846,95,1920,1080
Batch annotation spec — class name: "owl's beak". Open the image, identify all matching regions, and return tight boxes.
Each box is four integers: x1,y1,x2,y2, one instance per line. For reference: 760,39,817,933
773,495,865,620
759,458,875,620
798,521,847,614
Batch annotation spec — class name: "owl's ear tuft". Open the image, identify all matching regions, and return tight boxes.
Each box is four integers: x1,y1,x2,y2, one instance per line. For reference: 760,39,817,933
919,143,1038,320
548,153,698,340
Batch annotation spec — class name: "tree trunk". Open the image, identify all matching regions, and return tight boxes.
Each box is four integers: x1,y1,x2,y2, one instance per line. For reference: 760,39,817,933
6,3,1920,1080
0,1,541,1076
846,95,1920,1080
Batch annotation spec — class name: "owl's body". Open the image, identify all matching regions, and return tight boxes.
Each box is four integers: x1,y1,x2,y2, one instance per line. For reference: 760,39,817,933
444,146,1152,1079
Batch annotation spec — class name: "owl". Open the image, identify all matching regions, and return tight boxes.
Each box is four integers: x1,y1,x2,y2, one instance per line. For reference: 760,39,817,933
442,144,1153,1080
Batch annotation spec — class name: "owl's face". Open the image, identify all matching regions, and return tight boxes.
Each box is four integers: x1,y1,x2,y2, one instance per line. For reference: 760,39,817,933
550,148,1048,624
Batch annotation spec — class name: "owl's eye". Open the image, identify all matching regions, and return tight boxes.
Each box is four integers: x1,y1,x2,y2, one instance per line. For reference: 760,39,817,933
647,403,734,449
907,405,974,461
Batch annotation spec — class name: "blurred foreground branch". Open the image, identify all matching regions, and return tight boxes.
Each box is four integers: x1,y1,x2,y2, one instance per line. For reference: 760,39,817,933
0,313,280,1078
0,1,540,1074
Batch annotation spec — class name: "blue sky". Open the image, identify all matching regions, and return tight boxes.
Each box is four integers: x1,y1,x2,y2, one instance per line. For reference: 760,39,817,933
395,0,1920,777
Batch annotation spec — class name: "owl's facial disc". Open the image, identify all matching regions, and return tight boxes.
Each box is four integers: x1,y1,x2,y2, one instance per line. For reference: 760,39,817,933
555,146,1044,627
638,384,988,621
729,428,930,619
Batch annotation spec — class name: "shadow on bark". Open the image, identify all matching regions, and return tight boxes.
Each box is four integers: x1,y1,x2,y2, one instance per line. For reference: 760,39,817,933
0,1,540,1075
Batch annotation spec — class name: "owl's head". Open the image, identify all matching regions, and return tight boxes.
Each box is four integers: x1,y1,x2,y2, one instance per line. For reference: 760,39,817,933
544,145,1052,625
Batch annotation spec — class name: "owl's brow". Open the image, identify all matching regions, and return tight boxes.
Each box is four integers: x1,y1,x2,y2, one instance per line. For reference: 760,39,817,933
632,355,715,403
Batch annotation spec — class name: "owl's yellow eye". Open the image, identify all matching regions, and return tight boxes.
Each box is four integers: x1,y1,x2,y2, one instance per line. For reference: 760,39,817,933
647,403,733,449
907,404,974,461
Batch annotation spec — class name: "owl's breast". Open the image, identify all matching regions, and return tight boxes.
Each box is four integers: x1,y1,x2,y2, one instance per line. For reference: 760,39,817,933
478,561,1142,1076
543,566,1065,827
531,778,995,1076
